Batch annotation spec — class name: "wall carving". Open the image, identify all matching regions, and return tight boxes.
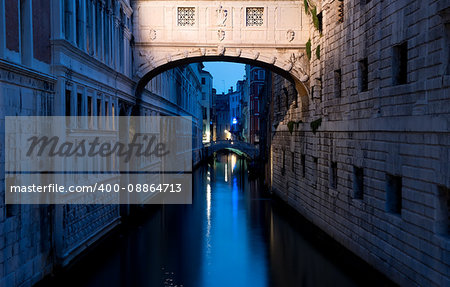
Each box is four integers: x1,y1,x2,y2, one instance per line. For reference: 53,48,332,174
286,30,295,42
149,29,157,40
216,6,228,26
218,29,226,41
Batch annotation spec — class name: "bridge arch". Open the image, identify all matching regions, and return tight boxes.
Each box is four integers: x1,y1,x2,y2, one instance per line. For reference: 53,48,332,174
205,140,259,160
132,0,312,111
135,53,309,100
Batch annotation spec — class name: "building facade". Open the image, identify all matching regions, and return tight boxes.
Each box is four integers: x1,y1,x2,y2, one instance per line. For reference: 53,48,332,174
214,92,230,141
246,65,269,146
0,0,207,285
200,69,214,143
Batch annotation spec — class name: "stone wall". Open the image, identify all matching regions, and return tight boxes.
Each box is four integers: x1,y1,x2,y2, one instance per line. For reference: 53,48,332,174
270,0,450,286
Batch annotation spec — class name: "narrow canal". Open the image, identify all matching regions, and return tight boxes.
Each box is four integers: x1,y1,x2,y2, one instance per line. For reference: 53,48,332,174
40,154,394,287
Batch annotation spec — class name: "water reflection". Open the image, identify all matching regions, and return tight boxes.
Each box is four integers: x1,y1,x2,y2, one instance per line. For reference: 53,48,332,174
40,152,393,287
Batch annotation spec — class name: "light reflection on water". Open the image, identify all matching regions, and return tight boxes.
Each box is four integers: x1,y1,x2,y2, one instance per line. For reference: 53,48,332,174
39,153,392,287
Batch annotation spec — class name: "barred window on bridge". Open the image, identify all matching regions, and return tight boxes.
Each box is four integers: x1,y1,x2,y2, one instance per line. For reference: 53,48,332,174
246,7,264,27
178,7,196,27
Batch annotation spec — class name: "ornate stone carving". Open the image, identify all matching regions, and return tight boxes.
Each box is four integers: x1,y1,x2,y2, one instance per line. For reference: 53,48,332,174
138,50,155,74
236,49,242,57
253,51,260,60
200,48,206,56
289,52,297,64
149,29,157,40
216,6,228,27
300,75,309,82
218,45,225,56
285,63,294,72
218,29,226,41
286,29,295,42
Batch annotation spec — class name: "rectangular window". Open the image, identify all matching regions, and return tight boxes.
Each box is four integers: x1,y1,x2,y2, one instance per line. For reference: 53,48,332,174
317,12,323,34
77,92,83,127
392,42,408,85
301,154,306,178
32,0,51,63
65,89,71,116
334,69,342,98
104,101,109,129
386,174,402,214
202,78,206,85
97,98,102,128
330,161,338,189
105,101,109,117
359,58,368,92
436,186,450,235
112,103,115,130
5,0,19,52
353,166,364,199
177,7,195,26
246,7,264,27
87,96,93,128
77,93,83,116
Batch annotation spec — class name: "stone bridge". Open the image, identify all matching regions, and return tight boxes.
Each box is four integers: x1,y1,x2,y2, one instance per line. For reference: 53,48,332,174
133,0,311,104
205,140,259,160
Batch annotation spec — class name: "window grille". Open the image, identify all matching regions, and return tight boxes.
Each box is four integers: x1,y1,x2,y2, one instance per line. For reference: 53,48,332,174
178,7,195,26
246,7,264,26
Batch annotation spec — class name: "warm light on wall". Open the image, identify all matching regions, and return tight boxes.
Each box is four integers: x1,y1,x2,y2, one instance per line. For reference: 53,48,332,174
224,129,232,140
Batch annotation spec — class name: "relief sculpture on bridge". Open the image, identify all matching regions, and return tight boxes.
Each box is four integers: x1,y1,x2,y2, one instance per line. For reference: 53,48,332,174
216,5,228,27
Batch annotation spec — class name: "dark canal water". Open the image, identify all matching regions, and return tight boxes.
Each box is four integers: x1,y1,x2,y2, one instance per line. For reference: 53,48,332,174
40,154,394,287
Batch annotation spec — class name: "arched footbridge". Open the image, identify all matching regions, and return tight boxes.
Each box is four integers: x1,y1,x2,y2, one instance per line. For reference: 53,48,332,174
204,140,259,160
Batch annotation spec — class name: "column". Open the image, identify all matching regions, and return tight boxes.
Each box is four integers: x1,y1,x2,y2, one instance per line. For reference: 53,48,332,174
51,0,64,40
70,0,76,43
100,5,104,61
20,0,33,66
81,0,86,51
0,0,5,58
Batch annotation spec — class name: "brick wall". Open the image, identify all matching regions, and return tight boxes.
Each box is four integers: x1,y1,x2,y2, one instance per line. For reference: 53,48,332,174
270,0,450,286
